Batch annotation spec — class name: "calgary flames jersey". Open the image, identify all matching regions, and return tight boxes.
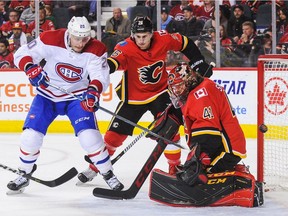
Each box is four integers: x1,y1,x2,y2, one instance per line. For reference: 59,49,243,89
108,30,189,104
181,78,246,159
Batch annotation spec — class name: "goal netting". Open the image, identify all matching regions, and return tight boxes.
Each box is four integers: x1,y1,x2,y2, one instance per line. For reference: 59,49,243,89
257,55,288,190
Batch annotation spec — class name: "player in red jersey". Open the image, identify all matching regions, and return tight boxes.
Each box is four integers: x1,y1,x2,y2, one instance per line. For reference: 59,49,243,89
26,7,55,38
77,16,213,184
148,62,263,207
168,62,246,171
0,38,14,68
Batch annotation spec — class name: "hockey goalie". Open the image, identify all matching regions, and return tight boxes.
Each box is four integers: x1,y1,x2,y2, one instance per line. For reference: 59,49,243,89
147,62,264,208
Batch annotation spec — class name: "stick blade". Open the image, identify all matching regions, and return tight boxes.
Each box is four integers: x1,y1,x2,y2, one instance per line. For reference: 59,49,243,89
93,187,136,200
52,167,78,187
38,167,78,187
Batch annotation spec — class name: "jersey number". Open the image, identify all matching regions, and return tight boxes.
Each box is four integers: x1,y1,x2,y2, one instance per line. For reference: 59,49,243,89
203,106,214,119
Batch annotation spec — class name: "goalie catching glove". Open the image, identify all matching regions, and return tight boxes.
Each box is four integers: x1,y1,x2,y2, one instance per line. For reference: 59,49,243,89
25,64,49,89
176,144,208,186
146,105,182,142
80,80,101,112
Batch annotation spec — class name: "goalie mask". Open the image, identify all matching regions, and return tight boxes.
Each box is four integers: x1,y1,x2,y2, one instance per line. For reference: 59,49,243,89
168,62,203,108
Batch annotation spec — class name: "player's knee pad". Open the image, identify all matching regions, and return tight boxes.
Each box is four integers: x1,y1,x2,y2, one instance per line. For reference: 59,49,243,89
164,148,181,164
104,131,127,155
164,142,181,164
20,128,44,154
78,129,103,153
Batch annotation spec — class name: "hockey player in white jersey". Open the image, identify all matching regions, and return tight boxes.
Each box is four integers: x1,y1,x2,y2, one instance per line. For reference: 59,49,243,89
7,16,124,193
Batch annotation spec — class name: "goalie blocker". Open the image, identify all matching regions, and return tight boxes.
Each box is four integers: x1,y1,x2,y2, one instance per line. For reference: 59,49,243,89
149,169,264,208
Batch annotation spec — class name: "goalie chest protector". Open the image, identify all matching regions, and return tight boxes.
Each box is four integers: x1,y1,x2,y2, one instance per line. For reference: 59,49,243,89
149,169,262,207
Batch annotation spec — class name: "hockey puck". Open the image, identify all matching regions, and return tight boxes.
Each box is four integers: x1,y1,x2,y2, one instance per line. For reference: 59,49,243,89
259,124,268,133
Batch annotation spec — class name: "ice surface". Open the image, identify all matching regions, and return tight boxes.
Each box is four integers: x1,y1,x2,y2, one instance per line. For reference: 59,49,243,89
1,134,287,216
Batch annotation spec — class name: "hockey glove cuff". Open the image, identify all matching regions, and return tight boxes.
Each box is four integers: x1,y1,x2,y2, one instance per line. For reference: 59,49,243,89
25,64,49,88
80,87,100,112
190,60,213,78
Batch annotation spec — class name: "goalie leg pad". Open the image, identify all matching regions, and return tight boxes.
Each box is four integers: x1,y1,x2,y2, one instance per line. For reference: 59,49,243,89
149,169,261,207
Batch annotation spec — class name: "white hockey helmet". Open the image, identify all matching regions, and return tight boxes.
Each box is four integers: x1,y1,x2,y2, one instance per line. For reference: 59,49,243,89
68,16,91,37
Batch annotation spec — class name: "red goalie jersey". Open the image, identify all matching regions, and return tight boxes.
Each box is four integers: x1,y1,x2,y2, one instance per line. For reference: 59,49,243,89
108,30,188,105
181,78,247,167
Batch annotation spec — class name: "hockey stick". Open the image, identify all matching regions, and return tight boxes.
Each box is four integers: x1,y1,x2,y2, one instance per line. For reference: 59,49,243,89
84,126,150,165
93,140,167,199
84,103,174,165
47,82,184,149
0,163,78,187
203,62,215,77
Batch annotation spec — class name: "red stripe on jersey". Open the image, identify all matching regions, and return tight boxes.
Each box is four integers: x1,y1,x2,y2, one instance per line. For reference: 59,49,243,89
18,56,33,71
89,79,103,93
88,150,101,158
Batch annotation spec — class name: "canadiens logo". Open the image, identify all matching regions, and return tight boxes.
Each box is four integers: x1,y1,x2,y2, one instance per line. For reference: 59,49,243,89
55,63,83,83
265,77,288,115
0,61,10,68
138,61,164,84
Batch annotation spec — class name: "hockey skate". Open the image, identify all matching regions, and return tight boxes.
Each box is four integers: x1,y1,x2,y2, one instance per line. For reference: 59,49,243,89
7,164,37,195
102,170,124,191
76,166,98,186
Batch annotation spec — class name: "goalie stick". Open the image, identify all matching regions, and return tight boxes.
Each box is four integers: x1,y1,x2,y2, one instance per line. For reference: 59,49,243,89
0,163,78,187
92,140,166,200
47,82,185,150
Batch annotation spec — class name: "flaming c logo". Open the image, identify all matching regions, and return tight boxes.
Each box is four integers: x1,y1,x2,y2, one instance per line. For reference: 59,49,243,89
265,77,288,115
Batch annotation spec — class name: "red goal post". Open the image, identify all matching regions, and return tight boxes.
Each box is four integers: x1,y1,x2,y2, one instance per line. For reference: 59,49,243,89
257,55,288,190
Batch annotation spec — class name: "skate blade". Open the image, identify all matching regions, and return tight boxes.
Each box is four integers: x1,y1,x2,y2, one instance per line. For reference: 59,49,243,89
6,188,25,195
76,181,86,186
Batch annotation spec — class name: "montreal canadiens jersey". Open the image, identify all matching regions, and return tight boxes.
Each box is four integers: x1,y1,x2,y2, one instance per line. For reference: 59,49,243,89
181,78,246,158
109,30,189,105
14,29,110,102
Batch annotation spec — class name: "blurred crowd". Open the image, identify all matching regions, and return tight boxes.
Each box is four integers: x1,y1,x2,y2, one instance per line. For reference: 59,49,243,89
0,0,288,69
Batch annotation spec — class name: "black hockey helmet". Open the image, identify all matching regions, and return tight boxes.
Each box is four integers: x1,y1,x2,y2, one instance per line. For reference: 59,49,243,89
131,16,153,34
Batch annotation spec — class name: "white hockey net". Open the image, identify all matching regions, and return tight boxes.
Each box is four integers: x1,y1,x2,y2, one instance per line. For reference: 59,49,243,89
257,55,288,190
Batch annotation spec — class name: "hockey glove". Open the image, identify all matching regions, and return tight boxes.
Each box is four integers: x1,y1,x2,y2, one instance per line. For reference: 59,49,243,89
25,64,49,88
80,87,100,112
146,112,181,143
177,144,208,186
189,60,213,78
